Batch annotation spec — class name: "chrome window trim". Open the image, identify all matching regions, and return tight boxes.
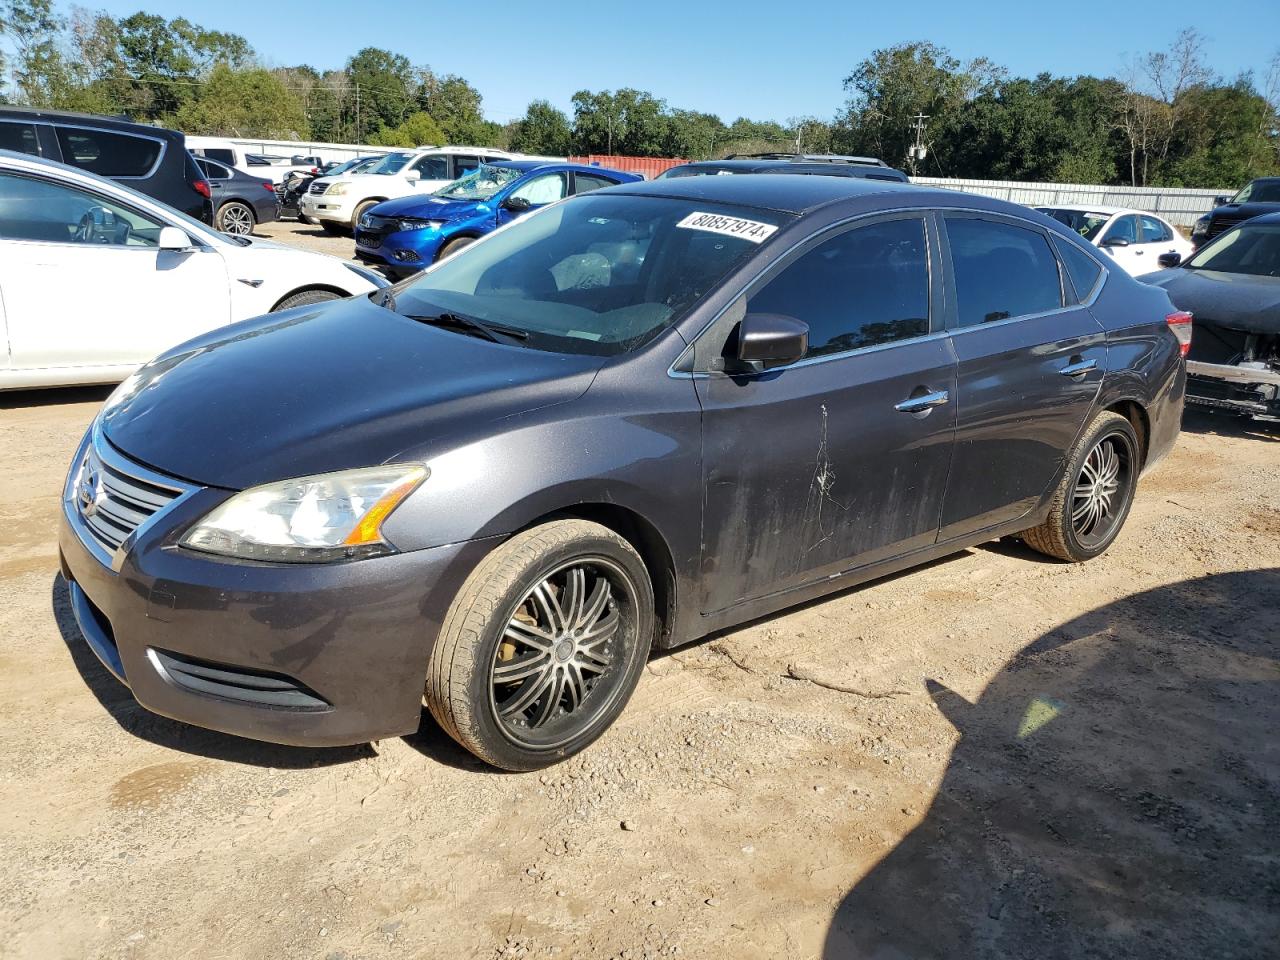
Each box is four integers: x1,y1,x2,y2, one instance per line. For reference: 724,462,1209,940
63,419,199,573
670,208,940,378
52,121,169,181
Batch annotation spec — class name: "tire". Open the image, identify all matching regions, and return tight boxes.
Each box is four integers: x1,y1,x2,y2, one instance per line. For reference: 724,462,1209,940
351,200,380,228
426,520,655,771
215,201,255,236
319,222,345,236
1021,411,1140,562
437,236,475,261
272,289,341,312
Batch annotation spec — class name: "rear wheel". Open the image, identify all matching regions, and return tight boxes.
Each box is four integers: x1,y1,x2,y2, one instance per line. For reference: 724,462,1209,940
426,520,655,771
1022,411,1139,562
215,201,255,236
437,236,475,261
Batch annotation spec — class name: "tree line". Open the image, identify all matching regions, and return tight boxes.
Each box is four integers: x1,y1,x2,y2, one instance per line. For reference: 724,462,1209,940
2,1,1277,188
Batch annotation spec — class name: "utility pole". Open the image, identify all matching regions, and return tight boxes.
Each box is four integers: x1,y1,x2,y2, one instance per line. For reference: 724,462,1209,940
907,112,929,175
355,82,362,144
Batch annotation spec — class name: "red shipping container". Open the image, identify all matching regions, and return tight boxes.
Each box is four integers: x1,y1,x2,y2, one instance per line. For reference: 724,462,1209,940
568,155,687,180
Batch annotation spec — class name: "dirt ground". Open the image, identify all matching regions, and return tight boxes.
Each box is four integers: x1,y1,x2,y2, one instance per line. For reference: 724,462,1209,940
1,221,1277,959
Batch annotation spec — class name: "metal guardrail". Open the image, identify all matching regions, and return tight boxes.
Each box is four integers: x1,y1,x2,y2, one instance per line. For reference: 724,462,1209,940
910,176,1229,226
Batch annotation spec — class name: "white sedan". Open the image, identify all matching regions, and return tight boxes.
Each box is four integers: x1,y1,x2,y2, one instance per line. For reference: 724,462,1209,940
0,149,387,391
1035,205,1193,276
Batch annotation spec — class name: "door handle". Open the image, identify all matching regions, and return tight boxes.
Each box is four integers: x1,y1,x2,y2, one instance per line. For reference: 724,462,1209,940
1060,358,1097,377
895,390,950,413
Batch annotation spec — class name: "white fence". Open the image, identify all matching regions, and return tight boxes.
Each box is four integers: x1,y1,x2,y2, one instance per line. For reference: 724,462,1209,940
911,176,1229,226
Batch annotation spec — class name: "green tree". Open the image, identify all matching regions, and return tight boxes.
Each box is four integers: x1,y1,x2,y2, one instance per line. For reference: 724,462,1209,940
367,110,445,148
345,47,415,138
510,99,573,155
663,109,725,159
0,0,69,107
571,88,668,155
175,64,308,138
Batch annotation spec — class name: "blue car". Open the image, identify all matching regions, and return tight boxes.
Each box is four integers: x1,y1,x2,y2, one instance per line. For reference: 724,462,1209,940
355,160,643,275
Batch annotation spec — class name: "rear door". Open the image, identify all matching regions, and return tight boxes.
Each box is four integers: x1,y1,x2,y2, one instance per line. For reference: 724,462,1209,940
934,212,1106,541
0,169,229,374
694,213,957,612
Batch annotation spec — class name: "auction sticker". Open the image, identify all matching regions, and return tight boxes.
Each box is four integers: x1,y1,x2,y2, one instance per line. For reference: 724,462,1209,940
676,211,777,244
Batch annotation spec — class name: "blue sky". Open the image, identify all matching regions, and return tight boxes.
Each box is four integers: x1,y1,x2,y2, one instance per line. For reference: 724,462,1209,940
85,0,1280,123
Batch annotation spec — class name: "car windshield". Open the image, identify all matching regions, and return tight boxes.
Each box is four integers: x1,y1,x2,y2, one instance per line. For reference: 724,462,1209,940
386,194,787,355
368,152,414,175
1184,222,1280,276
1039,208,1111,240
1231,181,1280,204
436,164,527,201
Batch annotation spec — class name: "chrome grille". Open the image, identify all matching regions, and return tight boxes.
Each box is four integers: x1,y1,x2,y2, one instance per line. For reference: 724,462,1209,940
68,429,192,568
308,181,329,195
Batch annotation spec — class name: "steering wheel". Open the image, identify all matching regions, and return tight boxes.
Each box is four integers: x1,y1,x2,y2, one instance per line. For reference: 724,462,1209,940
74,206,117,244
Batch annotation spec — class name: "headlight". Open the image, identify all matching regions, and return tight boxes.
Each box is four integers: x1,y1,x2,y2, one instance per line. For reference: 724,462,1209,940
181,464,427,563
1191,216,1209,238
397,218,442,232
326,182,349,196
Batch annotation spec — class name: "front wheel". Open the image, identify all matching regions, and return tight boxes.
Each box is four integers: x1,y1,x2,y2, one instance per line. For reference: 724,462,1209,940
437,236,475,261
1021,411,1139,562
426,520,655,771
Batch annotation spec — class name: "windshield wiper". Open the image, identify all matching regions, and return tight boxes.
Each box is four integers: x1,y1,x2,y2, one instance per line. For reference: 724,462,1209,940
405,311,529,344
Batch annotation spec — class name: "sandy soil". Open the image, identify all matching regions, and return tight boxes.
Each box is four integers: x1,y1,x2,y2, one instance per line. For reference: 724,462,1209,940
1,224,1276,959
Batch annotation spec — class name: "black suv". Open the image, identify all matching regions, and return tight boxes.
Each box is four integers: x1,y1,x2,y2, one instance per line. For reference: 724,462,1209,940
1190,177,1280,248
659,153,909,182
0,107,212,224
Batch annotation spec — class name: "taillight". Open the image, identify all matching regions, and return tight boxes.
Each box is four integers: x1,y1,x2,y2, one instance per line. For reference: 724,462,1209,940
192,178,212,199
1167,311,1192,356
263,182,276,193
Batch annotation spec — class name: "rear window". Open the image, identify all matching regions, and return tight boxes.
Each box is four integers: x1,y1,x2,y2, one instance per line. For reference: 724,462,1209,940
55,126,162,178
0,121,41,156
946,217,1063,327
1052,236,1105,302
198,147,236,165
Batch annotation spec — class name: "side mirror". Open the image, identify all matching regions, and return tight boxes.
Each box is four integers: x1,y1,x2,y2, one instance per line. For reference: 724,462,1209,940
157,226,193,250
1214,195,1231,207
733,313,808,369
1158,251,1183,268
1101,236,1129,248
404,170,421,183
502,195,532,212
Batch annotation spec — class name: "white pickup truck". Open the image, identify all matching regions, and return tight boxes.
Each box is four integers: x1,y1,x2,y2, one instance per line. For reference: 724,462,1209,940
299,145,513,233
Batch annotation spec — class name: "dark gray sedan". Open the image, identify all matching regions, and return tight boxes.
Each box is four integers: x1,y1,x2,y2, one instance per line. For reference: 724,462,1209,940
59,175,1186,770
194,156,279,235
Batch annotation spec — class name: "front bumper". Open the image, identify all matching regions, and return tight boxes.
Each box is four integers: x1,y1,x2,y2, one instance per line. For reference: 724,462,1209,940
1186,361,1280,416
300,194,354,225
58,433,497,747
354,227,440,276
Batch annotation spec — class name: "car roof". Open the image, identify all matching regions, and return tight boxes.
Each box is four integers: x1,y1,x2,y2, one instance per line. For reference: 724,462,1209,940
1241,211,1280,224
0,105,183,140
1037,204,1131,216
610,172,918,214
487,159,637,177
727,152,888,166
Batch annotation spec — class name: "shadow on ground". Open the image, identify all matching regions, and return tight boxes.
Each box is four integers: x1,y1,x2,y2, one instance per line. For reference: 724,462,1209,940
1180,408,1279,442
823,569,1280,959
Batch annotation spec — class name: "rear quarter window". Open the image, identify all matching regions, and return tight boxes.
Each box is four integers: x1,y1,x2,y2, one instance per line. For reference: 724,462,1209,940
55,127,162,178
1052,235,1105,303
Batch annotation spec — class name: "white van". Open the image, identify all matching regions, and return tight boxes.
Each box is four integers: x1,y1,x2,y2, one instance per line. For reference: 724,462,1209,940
299,145,513,233
186,136,321,184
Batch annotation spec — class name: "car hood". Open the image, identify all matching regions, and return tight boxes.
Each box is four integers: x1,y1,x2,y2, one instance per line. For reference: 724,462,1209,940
1142,268,1280,335
370,194,485,221
100,295,604,489
1210,202,1280,220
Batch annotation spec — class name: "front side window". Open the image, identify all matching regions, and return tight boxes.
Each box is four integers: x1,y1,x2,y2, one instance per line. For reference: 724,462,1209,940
1185,222,1280,277
1231,181,1280,204
370,152,414,175
945,217,1063,327
55,127,162,178
509,173,567,206
199,147,236,166
747,217,930,359
1039,208,1109,241
0,121,41,156
388,194,786,355
1139,215,1172,243
1102,215,1139,245
411,156,449,179
0,172,163,246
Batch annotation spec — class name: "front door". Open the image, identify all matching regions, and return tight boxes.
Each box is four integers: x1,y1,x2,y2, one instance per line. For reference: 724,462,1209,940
695,214,957,613
495,172,569,228
0,170,228,373
935,213,1106,541
1098,213,1145,275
